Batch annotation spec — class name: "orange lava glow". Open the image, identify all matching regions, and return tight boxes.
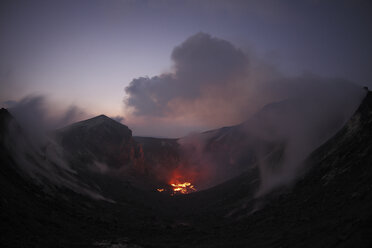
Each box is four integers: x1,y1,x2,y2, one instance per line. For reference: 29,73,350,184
170,182,196,195
156,167,198,195
168,169,197,195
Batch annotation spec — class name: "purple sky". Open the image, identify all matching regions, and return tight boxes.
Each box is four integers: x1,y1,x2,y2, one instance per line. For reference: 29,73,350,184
1,0,371,137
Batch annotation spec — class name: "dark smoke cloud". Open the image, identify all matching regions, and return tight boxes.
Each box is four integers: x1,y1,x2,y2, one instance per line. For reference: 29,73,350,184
124,32,366,195
124,33,366,136
125,32,250,122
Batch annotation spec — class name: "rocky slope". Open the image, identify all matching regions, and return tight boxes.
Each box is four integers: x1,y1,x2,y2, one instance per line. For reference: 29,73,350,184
56,115,144,172
1,89,372,247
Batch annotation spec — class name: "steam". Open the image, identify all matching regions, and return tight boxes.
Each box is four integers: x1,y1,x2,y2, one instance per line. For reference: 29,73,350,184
111,115,125,123
2,95,112,201
124,32,366,194
243,79,366,195
177,132,216,189
6,95,88,143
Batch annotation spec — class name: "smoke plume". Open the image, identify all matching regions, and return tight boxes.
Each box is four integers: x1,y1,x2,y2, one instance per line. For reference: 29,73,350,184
1,95,112,201
125,32,263,132
124,32,366,194
6,95,88,143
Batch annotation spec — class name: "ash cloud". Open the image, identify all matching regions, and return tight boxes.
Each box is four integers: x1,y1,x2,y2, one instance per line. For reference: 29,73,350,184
124,32,366,194
125,33,251,126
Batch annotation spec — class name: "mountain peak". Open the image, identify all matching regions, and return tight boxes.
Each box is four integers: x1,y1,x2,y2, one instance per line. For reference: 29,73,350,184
57,114,129,135
86,114,115,124
54,113,143,171
95,114,110,119
88,114,114,122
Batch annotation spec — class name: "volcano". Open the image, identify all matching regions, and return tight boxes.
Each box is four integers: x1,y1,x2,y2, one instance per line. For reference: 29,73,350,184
1,89,372,247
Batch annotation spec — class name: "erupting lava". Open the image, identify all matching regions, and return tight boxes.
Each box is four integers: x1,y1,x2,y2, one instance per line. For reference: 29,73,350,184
170,182,196,195
156,182,196,195
156,168,198,195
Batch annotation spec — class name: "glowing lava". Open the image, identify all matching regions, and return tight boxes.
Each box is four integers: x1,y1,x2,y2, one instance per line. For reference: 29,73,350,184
156,168,198,195
170,182,196,194
156,182,197,195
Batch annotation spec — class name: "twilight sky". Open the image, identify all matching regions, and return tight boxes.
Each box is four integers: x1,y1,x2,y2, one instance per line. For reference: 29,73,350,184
1,0,371,137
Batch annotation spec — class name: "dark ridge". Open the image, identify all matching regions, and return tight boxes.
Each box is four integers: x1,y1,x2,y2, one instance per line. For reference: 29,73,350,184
0,108,12,125
60,114,130,130
0,108,15,141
